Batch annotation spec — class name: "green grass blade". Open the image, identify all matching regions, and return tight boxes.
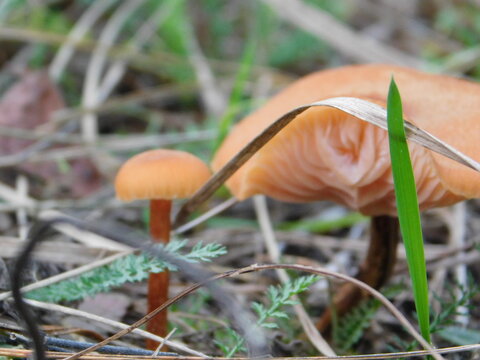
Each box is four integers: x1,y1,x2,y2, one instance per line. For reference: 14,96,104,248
387,78,431,343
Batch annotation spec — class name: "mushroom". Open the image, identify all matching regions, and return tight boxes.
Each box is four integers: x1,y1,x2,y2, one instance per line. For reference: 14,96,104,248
211,64,480,331
115,149,211,348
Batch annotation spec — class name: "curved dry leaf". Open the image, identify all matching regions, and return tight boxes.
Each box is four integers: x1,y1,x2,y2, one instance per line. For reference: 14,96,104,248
175,97,480,225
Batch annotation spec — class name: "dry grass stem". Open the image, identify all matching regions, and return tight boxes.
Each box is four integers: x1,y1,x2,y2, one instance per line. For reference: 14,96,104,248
185,16,227,118
81,0,146,144
97,1,173,101
175,97,480,225
173,197,237,235
449,202,469,326
253,195,337,357
0,237,118,264
0,130,215,168
1,344,480,360
25,299,206,357
39,210,132,251
49,0,115,81
15,175,29,240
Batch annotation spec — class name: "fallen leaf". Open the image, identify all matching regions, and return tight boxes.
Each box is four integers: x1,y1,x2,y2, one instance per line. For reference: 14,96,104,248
0,71,101,197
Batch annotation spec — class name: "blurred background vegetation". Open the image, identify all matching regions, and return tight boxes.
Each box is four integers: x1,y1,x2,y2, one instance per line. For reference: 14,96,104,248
1,0,480,358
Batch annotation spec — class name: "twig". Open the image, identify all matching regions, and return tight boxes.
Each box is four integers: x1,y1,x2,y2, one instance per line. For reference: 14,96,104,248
173,197,237,235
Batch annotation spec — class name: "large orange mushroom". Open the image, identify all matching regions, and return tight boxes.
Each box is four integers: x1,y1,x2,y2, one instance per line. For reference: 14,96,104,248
115,149,211,348
212,64,480,330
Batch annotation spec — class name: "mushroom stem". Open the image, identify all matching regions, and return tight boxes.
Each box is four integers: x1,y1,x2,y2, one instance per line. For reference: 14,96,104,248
146,198,172,350
317,215,399,333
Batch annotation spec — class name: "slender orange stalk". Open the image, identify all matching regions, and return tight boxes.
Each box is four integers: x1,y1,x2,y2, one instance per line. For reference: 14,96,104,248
114,149,212,350
146,199,172,350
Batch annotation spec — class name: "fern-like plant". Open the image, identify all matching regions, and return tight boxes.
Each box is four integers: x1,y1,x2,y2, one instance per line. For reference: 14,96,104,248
215,275,318,357
27,239,226,303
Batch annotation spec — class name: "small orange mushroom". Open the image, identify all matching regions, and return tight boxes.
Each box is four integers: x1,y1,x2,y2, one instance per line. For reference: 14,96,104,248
115,149,211,348
212,64,480,331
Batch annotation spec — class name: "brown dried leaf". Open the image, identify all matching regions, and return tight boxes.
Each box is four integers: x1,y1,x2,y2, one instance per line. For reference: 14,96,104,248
0,71,101,197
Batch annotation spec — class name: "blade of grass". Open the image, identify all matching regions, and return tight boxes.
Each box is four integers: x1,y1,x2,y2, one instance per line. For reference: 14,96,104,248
387,78,431,342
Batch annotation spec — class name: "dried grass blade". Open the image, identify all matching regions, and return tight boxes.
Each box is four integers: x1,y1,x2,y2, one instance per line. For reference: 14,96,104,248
174,97,480,226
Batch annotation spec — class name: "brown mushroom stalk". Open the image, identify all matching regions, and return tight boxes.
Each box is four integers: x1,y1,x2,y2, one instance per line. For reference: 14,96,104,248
115,149,211,350
317,215,399,332
147,199,172,348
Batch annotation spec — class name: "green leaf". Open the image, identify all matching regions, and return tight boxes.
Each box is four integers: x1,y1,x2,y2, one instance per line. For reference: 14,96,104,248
387,78,431,343
261,322,278,329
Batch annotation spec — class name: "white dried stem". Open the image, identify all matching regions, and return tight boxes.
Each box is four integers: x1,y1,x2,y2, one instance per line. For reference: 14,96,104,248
25,299,208,357
15,175,29,240
49,0,116,81
97,1,175,100
253,195,337,357
450,202,469,326
81,0,145,144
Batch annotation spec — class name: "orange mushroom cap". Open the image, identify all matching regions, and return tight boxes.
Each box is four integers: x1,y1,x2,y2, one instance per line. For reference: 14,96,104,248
115,149,211,202
212,64,480,216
